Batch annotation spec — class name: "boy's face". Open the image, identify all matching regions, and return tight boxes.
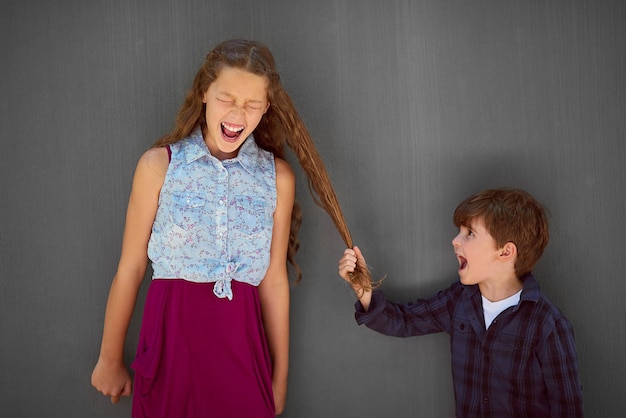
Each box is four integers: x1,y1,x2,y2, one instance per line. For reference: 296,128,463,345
452,218,504,286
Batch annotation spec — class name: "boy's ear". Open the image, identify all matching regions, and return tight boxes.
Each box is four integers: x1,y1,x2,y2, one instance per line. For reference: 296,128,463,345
499,242,517,260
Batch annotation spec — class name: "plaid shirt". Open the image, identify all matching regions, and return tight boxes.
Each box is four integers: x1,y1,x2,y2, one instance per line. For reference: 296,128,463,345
355,274,583,417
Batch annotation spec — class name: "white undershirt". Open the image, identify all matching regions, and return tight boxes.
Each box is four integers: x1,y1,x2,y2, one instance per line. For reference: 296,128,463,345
481,289,522,329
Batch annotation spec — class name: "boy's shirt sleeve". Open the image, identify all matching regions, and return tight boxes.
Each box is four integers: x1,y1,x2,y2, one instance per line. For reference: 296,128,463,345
538,315,584,416
354,282,460,337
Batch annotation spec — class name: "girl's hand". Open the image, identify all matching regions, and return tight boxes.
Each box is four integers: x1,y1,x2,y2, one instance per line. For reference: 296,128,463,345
272,378,287,415
91,358,132,404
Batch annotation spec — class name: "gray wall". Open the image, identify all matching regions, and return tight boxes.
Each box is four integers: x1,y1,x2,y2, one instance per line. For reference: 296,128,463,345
1,1,624,417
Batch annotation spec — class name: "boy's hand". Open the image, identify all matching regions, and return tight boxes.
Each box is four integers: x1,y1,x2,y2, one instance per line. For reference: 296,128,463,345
338,247,362,282
338,246,373,309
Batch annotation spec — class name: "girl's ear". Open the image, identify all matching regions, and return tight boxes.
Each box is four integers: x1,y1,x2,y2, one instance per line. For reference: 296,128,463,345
264,102,270,114
500,242,517,260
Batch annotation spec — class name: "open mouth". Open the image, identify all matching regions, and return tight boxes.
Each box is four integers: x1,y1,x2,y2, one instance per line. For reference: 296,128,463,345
221,122,245,142
456,255,468,270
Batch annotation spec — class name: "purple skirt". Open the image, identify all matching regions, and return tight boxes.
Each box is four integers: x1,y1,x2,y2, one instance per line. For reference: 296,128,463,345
131,279,274,418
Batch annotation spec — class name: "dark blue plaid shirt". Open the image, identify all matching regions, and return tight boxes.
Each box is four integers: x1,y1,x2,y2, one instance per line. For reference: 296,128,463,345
355,274,583,417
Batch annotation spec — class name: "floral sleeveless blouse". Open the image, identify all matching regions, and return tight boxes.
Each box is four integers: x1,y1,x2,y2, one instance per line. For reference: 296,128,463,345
148,127,276,300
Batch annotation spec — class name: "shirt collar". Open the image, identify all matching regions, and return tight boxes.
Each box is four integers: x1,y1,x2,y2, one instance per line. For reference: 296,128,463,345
462,273,541,304
182,127,210,163
183,126,266,175
519,273,541,303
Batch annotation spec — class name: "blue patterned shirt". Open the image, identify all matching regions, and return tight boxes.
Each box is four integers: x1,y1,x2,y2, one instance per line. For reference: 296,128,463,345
148,128,276,300
355,274,583,417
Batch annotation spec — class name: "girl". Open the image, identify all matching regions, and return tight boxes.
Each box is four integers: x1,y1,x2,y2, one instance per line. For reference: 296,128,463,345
91,39,369,417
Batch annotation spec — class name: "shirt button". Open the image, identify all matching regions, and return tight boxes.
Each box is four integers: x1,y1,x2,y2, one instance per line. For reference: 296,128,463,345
218,199,225,205
483,397,489,404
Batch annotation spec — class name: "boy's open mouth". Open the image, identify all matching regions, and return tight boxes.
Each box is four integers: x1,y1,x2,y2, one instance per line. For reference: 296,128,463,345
221,122,244,142
457,255,468,270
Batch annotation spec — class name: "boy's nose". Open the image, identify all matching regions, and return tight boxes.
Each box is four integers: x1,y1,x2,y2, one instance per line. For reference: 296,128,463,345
451,234,460,248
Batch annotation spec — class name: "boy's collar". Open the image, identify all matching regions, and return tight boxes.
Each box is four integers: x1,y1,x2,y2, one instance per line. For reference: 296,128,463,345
463,273,541,303
519,273,541,303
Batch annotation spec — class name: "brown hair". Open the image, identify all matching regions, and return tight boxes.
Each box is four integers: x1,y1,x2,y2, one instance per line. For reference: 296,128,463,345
154,39,371,289
453,188,549,278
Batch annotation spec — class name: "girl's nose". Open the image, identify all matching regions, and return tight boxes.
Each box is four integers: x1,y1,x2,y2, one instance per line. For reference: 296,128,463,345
231,105,245,116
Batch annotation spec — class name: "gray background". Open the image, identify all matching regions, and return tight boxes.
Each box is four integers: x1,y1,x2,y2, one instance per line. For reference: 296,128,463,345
1,1,624,417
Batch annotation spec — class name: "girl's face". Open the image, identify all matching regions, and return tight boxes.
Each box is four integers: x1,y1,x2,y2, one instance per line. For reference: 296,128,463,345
202,66,269,160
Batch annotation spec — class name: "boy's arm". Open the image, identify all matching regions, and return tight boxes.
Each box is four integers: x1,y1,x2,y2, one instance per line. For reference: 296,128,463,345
339,247,455,337
540,317,584,417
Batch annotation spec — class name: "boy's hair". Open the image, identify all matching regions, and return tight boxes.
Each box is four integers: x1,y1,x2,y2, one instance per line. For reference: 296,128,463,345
453,188,549,278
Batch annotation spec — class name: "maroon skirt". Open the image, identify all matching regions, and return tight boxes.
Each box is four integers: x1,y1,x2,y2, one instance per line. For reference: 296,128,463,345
131,279,274,418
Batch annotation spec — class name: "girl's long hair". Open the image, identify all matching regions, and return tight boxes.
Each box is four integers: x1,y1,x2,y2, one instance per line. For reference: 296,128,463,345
154,39,372,290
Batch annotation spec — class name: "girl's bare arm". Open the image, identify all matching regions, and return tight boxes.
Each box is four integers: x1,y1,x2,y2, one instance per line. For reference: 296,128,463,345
91,147,167,403
258,157,294,415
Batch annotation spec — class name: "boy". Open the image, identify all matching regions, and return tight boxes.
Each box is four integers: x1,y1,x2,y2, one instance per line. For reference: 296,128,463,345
338,188,583,417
